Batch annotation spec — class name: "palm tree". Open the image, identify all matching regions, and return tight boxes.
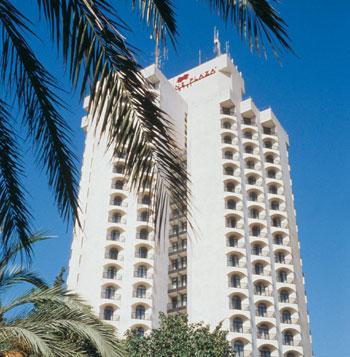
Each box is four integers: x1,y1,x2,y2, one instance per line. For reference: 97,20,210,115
0,0,291,254
0,236,124,356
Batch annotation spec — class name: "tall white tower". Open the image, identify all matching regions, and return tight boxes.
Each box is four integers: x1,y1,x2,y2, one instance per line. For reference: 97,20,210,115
68,54,313,357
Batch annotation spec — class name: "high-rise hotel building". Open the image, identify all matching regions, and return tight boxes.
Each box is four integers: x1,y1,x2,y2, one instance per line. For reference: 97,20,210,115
67,54,312,357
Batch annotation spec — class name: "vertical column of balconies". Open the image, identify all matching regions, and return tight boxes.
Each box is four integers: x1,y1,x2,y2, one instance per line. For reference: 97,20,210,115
167,203,188,314
220,106,253,357
130,183,155,335
100,151,128,325
259,124,304,357
241,113,273,357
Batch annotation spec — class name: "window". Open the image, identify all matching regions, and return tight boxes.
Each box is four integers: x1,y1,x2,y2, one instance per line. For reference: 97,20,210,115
224,166,234,175
104,286,115,299
286,353,296,357
222,121,232,129
265,155,274,163
138,247,148,259
267,169,276,178
272,217,282,227
103,306,114,320
225,182,235,192
113,164,124,174
252,225,261,237
278,270,288,283
141,195,151,205
136,265,147,278
274,234,284,245
226,217,237,228
139,211,149,222
112,196,122,206
245,145,253,154
255,283,267,296
111,213,122,223
264,140,272,149
135,327,145,336
254,263,264,275
246,160,255,169
283,331,294,345
105,266,117,279
108,248,119,260
224,151,233,160
249,191,258,201
257,303,267,317
279,290,289,302
233,340,244,357
263,126,274,135
231,274,241,288
257,324,269,339
270,200,279,210
243,117,252,125
282,310,292,324
136,285,146,298
275,252,286,263
269,185,278,194
259,348,271,357
247,175,257,185
223,135,233,144
250,208,259,219
244,130,252,139
114,180,124,190
139,229,149,240
135,305,145,320
227,199,236,210
110,230,120,241
231,295,242,310
228,254,239,267
228,236,238,247
232,318,243,332
221,106,235,115
252,244,262,255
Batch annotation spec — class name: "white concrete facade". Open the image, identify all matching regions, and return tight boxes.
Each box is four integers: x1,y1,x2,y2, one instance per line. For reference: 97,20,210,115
67,54,312,357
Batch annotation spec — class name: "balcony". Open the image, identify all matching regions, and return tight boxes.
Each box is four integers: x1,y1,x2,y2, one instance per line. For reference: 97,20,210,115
230,326,251,334
135,252,154,260
132,291,152,300
280,317,299,325
104,253,124,261
255,310,275,318
229,303,250,311
100,292,121,301
167,302,187,313
168,284,187,293
168,245,187,256
278,296,297,304
168,264,187,273
131,312,151,320
257,333,276,341
102,272,122,280
228,281,248,289
133,271,153,279
227,259,246,269
168,228,187,237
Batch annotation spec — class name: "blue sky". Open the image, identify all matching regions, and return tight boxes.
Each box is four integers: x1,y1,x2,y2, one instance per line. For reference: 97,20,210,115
15,1,349,356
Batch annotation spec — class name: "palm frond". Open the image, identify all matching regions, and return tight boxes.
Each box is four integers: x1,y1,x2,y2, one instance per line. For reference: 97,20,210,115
35,0,190,238
1,286,125,356
0,99,32,255
0,0,79,231
205,0,292,58
131,0,177,45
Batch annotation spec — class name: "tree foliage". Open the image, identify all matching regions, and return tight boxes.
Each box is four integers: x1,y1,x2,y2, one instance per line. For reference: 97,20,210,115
0,237,124,357
125,313,233,357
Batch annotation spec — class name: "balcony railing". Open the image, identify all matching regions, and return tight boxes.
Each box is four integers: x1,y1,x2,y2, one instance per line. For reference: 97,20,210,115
221,107,235,115
278,296,297,304
168,264,187,273
100,314,120,321
132,291,152,299
102,272,122,280
257,333,276,340
281,317,299,324
167,302,187,312
100,292,121,300
227,260,246,268
168,284,187,293
168,245,187,255
255,310,275,318
228,282,248,289
168,229,187,237
104,253,124,261
135,252,154,259
131,312,151,320
283,339,302,346
229,303,249,311
254,289,273,297
230,326,251,334
133,271,153,279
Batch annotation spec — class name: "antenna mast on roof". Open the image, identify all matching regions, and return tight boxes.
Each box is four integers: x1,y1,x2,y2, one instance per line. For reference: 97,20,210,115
214,27,221,57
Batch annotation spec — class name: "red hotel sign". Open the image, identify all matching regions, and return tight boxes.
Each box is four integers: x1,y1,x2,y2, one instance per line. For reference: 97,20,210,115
175,68,217,91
